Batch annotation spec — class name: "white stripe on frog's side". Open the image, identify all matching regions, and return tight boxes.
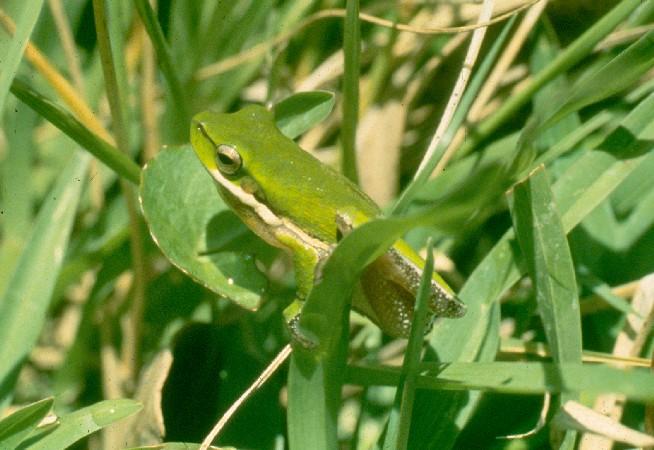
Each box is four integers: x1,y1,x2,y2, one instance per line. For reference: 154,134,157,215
206,167,331,255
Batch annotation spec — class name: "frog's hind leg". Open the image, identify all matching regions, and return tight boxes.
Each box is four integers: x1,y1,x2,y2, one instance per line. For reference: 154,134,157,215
353,265,417,338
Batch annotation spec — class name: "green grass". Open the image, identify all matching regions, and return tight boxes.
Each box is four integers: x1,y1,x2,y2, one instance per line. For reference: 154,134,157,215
1,0,654,449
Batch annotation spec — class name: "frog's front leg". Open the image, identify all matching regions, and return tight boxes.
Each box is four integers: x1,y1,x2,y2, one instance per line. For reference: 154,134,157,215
276,231,330,348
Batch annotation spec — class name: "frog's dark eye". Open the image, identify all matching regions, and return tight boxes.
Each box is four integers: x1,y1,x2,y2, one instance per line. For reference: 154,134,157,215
216,144,242,175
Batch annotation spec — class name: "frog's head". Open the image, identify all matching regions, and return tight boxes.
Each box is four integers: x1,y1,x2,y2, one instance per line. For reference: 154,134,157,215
190,104,279,204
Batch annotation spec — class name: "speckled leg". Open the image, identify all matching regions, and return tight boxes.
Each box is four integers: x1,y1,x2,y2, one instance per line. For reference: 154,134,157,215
336,209,466,338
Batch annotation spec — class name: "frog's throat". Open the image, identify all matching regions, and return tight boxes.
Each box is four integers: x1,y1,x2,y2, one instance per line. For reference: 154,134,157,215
206,167,330,254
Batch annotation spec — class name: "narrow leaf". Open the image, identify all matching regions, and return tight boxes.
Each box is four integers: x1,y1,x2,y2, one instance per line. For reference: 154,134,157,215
0,2,45,113
509,166,582,364
0,397,53,449
273,91,335,139
347,362,654,403
22,399,142,450
10,79,141,184
0,152,89,402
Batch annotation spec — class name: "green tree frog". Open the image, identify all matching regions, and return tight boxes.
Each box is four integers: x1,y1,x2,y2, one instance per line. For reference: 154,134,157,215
190,105,465,339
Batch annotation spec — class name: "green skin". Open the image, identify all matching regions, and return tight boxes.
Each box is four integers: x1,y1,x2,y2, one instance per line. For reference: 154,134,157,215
190,105,465,338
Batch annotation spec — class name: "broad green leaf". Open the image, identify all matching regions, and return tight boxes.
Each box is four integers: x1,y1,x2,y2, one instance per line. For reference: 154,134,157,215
0,397,53,449
0,152,89,403
273,90,335,139
21,399,142,450
140,145,267,310
347,362,654,403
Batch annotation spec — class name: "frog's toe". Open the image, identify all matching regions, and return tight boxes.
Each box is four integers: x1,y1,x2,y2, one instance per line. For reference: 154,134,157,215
287,314,319,350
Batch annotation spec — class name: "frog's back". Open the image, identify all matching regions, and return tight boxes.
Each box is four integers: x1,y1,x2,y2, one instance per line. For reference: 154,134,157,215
232,106,381,243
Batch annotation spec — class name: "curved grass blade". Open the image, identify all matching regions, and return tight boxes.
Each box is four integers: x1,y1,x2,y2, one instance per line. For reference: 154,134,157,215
542,30,654,131
0,1,45,113
0,397,53,449
0,152,89,403
10,79,141,184
461,0,645,155
273,90,335,139
20,399,142,450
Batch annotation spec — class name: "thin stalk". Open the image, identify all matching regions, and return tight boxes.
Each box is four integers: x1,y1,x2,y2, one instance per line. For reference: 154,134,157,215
134,0,190,131
392,0,497,214
341,0,361,183
93,0,147,381
195,2,540,80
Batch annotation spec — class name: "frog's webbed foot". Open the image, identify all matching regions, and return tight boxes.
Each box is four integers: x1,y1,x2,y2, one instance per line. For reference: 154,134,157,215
284,301,319,349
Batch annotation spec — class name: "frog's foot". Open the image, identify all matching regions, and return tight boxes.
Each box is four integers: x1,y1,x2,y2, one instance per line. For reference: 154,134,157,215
283,301,318,350
287,314,319,350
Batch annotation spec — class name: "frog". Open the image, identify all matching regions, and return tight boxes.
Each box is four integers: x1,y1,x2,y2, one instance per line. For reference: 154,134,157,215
190,104,465,340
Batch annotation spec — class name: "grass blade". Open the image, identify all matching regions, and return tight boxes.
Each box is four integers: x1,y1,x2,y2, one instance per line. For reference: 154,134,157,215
509,165,582,445
0,152,90,402
408,89,654,449
10,78,141,184
340,0,360,183
392,15,516,214
0,397,53,449
462,0,645,154
0,2,45,113
273,90,335,139
383,240,435,450
347,362,654,403
134,0,190,139
21,399,142,449
543,30,654,131
509,166,582,364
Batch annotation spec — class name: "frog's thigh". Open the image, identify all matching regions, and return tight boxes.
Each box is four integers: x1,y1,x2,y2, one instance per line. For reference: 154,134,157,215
355,263,415,338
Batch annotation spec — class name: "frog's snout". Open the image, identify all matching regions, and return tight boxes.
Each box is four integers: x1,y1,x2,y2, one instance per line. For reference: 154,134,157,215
193,121,216,147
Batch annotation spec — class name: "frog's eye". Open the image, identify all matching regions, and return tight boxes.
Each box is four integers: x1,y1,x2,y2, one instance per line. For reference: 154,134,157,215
216,144,242,175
